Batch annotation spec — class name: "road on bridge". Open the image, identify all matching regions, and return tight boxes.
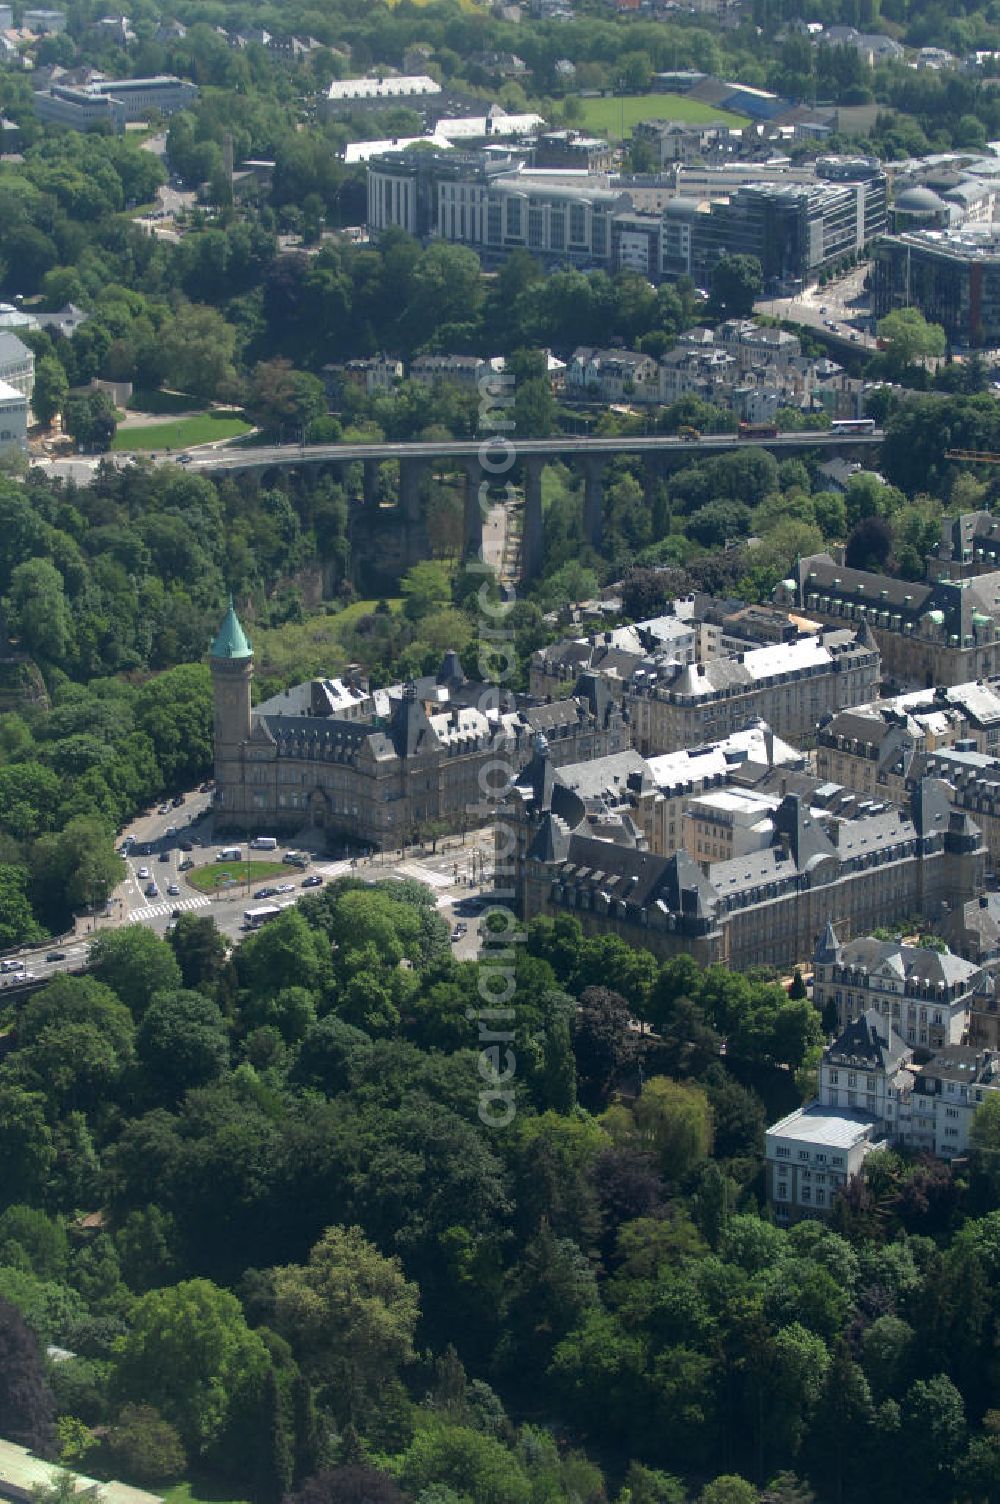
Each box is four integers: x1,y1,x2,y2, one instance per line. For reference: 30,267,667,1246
174,428,885,475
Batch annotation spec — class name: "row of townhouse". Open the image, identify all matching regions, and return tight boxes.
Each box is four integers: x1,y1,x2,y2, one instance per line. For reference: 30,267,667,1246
564,320,867,417
322,352,509,398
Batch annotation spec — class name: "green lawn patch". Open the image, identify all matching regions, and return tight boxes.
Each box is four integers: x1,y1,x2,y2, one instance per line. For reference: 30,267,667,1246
127,388,202,414
575,92,749,140
163,1481,249,1504
186,859,288,894
113,412,252,451
334,596,403,627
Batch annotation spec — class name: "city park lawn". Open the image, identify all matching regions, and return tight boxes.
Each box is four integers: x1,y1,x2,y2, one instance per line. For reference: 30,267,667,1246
163,1482,249,1504
186,859,289,894
112,412,253,450
575,91,749,140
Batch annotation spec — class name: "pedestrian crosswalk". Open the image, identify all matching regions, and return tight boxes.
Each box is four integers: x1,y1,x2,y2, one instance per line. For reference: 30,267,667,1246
397,862,453,889
127,894,211,923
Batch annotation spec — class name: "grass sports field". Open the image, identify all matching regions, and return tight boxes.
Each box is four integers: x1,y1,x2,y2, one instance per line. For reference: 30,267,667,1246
186,859,288,894
575,91,749,140
113,412,252,451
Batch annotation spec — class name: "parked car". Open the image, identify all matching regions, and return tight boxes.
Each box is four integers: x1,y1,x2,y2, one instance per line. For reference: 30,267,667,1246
254,886,278,899
276,883,296,894
145,882,159,898
137,866,150,880
164,824,178,838
167,883,180,896
301,875,323,888
171,909,182,920
159,851,171,863
179,840,193,852
45,951,66,962
172,794,185,806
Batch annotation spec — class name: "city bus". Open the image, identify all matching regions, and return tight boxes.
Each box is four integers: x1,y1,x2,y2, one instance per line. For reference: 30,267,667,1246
830,418,876,434
243,903,282,930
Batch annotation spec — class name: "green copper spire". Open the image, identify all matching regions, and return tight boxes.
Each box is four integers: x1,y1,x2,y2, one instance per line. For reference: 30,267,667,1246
210,596,252,660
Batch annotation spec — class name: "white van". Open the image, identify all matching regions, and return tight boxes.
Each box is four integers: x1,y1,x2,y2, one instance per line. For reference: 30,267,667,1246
216,846,242,862
250,836,278,850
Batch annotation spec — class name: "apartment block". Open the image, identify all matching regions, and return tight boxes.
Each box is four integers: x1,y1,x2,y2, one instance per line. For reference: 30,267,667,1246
813,927,989,1049
873,226,1000,348
775,552,1000,689
503,743,985,972
34,74,198,130
625,624,880,756
767,1004,1000,1221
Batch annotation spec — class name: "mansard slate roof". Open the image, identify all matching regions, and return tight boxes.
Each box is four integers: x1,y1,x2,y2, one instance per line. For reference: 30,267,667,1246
210,599,252,660
526,778,982,928
793,552,1000,637
831,935,980,990
554,836,718,918
826,1010,911,1074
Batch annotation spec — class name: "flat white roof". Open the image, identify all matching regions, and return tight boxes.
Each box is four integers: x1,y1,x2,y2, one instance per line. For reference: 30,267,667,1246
688,787,777,816
646,724,802,791
326,74,441,100
767,1102,880,1148
438,112,544,138
345,133,452,162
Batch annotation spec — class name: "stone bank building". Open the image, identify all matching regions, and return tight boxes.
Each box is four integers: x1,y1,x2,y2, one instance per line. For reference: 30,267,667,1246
209,602,628,848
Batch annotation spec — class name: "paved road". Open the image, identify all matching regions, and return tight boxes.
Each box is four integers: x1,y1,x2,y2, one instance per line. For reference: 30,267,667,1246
757,264,875,352
175,428,885,476
1,797,497,993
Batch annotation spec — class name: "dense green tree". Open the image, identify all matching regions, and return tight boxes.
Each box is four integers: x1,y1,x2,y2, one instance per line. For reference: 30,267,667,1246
30,816,124,929
168,913,228,994
709,255,763,319
0,1297,56,1455
0,1087,55,1210
877,308,946,372
136,989,230,1103
32,356,69,428
107,1404,187,1484
270,1225,419,1421
7,558,75,664
237,907,332,1001
112,1279,270,1455
0,865,43,949
0,1205,67,1281
398,1420,531,1504
88,926,182,1019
